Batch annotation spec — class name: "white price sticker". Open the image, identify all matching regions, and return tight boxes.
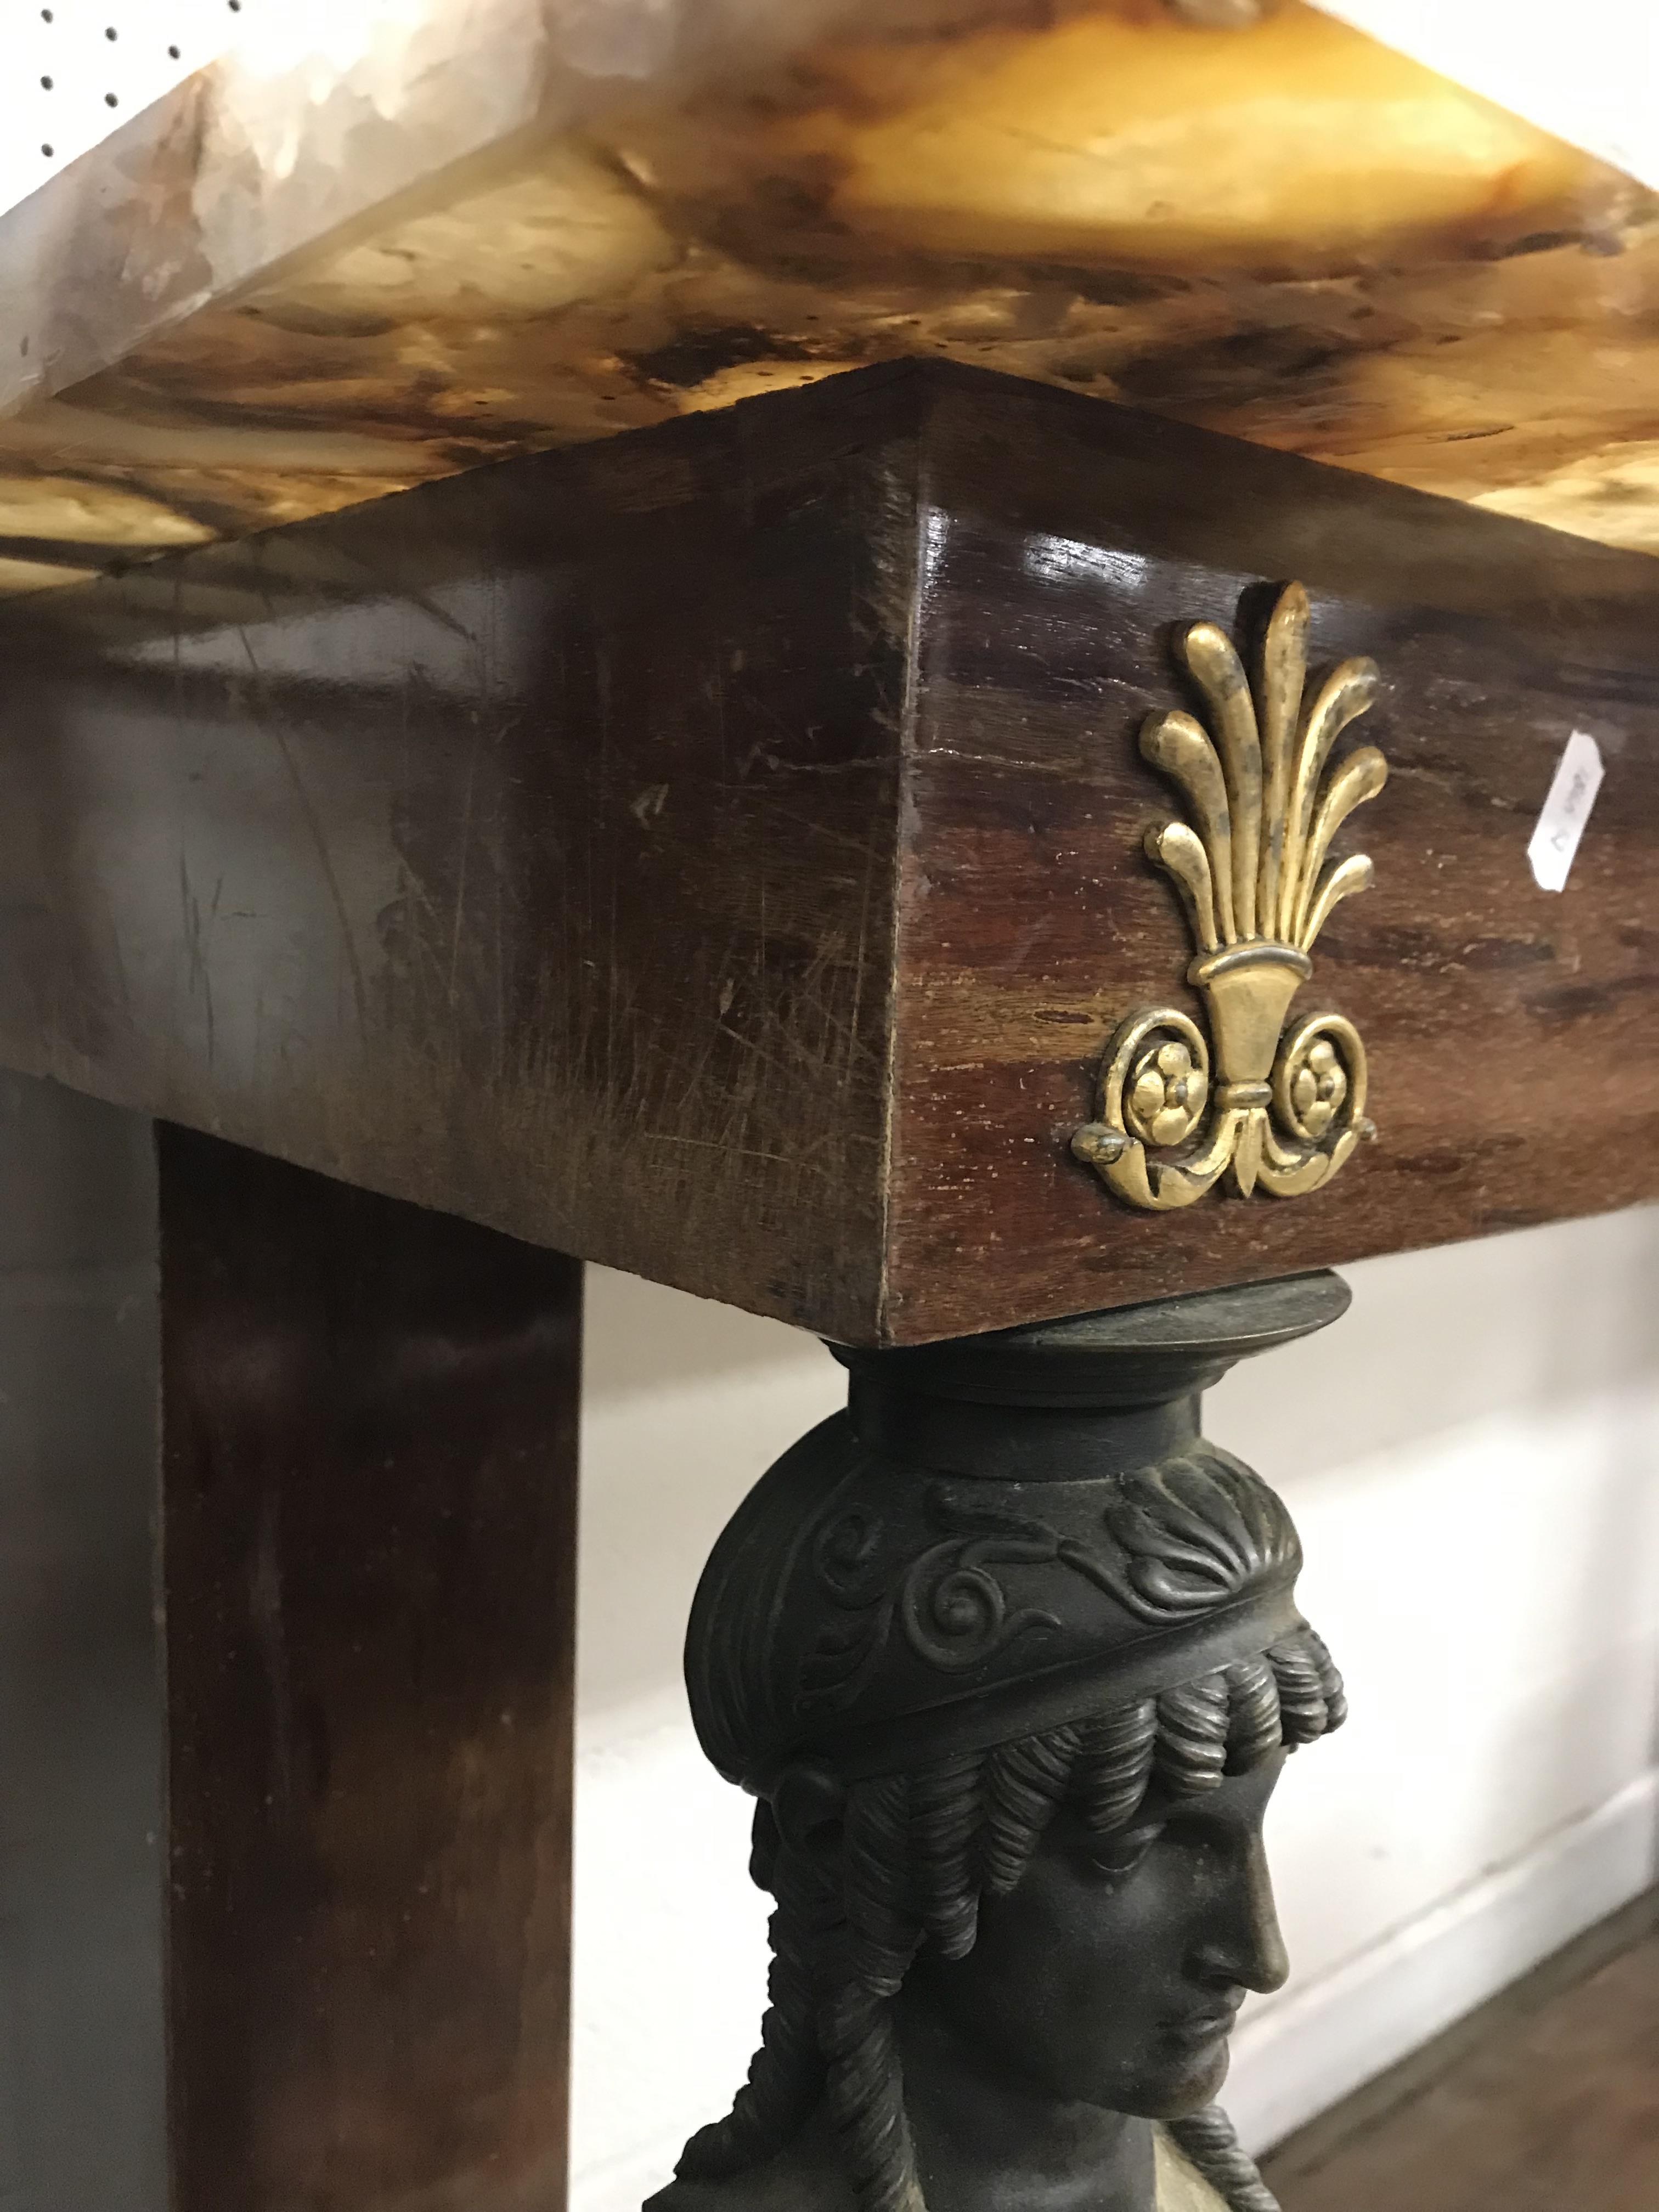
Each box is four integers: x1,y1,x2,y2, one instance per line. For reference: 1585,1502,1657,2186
1527,730,1604,893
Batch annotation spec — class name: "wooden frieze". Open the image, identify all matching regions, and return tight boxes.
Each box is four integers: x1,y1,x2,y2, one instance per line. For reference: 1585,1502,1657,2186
0,360,1655,1344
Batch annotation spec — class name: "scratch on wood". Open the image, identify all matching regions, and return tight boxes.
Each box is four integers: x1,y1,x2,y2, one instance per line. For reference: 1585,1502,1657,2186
238,628,371,1039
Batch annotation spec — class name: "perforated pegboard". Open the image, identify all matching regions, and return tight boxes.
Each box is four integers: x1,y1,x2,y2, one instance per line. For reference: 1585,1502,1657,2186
3,1,259,221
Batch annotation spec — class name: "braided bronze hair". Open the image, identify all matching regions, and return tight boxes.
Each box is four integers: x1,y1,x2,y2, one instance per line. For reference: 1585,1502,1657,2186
676,1623,1345,2212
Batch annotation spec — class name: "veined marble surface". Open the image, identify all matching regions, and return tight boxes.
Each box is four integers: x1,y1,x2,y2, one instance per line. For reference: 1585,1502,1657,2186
2,0,1656,593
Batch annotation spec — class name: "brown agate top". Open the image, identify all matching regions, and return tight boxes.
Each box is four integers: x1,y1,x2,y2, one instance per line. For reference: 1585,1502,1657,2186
3,1,1657,598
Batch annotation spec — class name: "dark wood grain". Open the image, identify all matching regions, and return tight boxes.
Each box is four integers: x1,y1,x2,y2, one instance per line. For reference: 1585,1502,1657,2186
160,1128,580,2212
0,368,910,1341
884,373,1659,1332
1,362,1656,1341
0,1081,581,2211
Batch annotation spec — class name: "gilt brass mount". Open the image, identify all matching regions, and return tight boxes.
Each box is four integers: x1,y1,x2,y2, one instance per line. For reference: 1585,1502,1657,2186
1073,583,1387,1212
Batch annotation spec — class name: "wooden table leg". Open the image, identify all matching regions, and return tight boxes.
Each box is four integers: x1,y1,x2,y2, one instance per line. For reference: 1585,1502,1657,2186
0,1079,581,2212
160,1126,580,2212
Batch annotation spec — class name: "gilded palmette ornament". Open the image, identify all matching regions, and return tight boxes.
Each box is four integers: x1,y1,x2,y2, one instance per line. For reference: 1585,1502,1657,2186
1073,582,1386,1211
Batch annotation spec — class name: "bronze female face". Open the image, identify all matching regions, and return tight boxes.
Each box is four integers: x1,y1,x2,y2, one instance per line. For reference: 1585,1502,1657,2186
907,1752,1291,2118
658,1279,1351,2212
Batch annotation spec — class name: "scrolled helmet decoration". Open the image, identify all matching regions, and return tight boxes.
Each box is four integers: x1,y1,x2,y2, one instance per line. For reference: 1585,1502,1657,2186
795,1449,1301,1727
798,1489,1065,1713
1101,1451,1301,1622
1073,581,1387,1212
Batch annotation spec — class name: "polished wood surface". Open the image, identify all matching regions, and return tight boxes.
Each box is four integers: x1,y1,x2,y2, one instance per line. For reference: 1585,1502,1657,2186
0,1073,580,2212
886,371,1659,1333
1,360,1655,1341
162,1128,580,2211
0,366,909,1335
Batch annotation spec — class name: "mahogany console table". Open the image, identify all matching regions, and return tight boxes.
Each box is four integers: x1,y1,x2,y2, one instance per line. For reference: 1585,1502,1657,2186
1,355,1655,2210
2,10,1657,2211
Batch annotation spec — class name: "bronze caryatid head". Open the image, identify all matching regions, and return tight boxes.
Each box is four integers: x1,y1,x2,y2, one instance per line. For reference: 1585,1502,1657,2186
652,1276,1351,2212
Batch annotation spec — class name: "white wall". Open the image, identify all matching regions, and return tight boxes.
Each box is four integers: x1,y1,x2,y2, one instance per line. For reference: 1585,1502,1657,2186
572,1210,1659,2212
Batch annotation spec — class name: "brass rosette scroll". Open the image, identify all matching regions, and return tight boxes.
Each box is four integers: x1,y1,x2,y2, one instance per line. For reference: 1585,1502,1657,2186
1073,582,1386,1211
